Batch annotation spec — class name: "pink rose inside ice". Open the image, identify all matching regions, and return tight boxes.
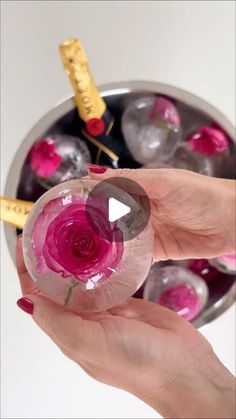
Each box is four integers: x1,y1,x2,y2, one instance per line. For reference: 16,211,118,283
29,137,62,178
150,96,181,129
187,126,229,156
31,195,124,284
159,283,201,321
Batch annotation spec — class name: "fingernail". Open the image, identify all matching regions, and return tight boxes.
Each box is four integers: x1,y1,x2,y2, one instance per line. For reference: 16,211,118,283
17,233,22,241
17,297,34,315
87,164,107,174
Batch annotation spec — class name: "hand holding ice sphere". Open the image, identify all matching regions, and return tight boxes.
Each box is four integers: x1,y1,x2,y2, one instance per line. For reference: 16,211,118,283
29,135,91,189
16,168,235,418
122,96,181,165
20,157,235,315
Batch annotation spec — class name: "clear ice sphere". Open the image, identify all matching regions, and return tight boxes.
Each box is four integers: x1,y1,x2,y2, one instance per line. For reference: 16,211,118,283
122,96,182,165
142,143,214,175
29,135,91,189
143,264,209,321
23,179,154,312
171,144,215,176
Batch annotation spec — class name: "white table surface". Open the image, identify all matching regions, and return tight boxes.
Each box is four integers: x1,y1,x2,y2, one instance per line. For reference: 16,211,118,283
1,1,235,418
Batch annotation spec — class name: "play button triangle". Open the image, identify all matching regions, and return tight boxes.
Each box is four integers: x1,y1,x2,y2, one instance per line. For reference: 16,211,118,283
86,177,151,242
108,197,131,222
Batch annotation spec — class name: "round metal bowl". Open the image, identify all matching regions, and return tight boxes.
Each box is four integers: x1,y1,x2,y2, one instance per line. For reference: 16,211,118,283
4,80,235,328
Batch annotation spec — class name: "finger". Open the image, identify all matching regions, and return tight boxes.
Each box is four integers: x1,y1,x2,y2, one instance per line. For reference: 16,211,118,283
87,166,174,198
16,239,107,362
16,237,39,295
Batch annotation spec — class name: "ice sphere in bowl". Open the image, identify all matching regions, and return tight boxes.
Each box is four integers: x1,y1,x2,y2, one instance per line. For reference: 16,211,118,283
121,96,181,165
143,264,208,321
23,179,154,312
208,253,236,275
183,126,230,176
142,144,214,175
171,144,215,175
28,135,91,189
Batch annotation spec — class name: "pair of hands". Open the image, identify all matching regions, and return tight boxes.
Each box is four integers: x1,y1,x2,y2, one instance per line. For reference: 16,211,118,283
16,168,236,418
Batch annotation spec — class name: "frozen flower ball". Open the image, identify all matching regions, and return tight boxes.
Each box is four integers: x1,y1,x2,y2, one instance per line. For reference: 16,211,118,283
29,135,91,189
143,264,208,321
187,126,229,156
23,179,154,312
122,96,181,165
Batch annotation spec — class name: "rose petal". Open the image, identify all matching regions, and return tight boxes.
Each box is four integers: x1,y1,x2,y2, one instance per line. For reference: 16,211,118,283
31,197,124,283
150,96,180,128
187,126,229,156
159,283,201,321
30,138,62,178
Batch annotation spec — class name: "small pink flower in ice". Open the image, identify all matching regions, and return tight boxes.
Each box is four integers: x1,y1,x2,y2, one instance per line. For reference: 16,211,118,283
150,96,181,128
187,126,229,156
159,283,201,321
217,253,236,272
31,196,124,284
30,138,62,178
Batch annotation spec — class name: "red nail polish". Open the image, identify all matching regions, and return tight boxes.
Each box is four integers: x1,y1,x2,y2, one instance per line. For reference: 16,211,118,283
87,164,107,174
17,297,34,315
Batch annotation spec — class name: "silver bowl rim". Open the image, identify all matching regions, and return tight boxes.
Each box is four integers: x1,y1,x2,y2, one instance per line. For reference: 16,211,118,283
4,80,236,328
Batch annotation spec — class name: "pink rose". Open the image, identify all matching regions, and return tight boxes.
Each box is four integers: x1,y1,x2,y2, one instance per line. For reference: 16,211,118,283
150,96,181,128
187,126,229,156
159,283,201,321
31,196,124,284
29,137,62,178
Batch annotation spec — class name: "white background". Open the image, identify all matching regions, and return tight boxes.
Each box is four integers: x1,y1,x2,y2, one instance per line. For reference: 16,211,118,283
1,1,235,418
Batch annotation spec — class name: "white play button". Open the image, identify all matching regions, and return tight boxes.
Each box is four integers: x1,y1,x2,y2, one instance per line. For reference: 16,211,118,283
108,197,131,222
86,177,150,242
